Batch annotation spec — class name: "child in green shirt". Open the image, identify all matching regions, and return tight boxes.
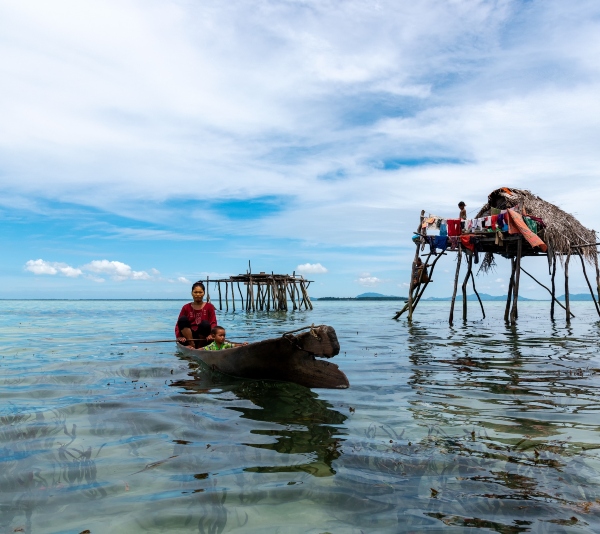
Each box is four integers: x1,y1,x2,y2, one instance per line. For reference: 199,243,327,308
202,326,248,350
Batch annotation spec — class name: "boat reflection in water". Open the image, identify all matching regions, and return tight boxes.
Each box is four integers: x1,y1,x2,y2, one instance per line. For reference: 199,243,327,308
170,370,347,478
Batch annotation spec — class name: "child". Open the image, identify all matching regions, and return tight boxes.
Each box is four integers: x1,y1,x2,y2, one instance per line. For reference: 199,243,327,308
202,326,248,350
458,201,467,233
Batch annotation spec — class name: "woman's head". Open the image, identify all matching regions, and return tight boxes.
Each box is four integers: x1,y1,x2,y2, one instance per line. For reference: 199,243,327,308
191,281,205,301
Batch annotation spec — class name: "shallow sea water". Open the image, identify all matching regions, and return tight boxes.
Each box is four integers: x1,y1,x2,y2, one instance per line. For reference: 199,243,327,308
2,299,600,533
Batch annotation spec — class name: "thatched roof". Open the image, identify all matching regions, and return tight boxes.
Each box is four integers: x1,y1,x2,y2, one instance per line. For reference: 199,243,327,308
476,187,598,265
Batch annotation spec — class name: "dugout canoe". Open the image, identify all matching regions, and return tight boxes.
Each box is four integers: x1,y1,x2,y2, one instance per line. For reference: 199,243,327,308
176,324,349,389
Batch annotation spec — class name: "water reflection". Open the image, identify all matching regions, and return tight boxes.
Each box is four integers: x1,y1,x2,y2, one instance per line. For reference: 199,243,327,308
171,373,347,478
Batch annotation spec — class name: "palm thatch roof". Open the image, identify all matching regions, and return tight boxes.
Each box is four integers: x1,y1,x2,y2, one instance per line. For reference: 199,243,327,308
476,187,598,265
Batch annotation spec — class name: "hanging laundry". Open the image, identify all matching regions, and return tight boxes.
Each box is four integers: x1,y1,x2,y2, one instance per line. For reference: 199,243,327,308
447,219,461,236
470,236,483,263
505,209,547,252
491,214,498,231
460,235,475,251
433,236,448,252
450,236,459,250
439,221,448,236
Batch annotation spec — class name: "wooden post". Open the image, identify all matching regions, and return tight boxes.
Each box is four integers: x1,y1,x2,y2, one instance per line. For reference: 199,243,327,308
237,281,244,310
231,281,236,312
521,266,574,318
249,277,255,311
462,254,473,322
505,257,515,322
225,281,228,312
576,249,600,316
289,278,297,310
565,249,571,323
594,253,600,304
449,245,462,326
218,282,222,311
206,276,210,302
469,270,485,319
302,280,313,310
510,237,522,325
408,210,426,322
550,255,556,320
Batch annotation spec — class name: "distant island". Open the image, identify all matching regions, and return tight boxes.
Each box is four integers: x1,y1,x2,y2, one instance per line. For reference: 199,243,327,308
424,293,539,302
315,292,408,301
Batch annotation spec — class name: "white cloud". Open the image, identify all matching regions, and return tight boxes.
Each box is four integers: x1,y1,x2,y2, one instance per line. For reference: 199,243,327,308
297,263,328,274
178,276,191,284
83,260,151,281
357,274,382,287
25,259,82,277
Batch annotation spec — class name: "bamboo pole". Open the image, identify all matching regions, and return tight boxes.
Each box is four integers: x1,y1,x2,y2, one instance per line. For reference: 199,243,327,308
510,237,522,325
408,210,426,322
394,247,447,319
504,257,515,322
218,282,222,311
576,250,600,316
565,249,571,324
237,281,244,310
550,255,556,320
594,253,600,305
461,254,473,322
448,245,463,326
520,265,574,318
469,269,485,319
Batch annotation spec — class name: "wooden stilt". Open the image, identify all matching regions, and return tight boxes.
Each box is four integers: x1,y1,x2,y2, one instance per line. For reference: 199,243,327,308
206,276,210,302
289,280,297,310
225,281,228,312
565,249,571,324
505,257,515,322
237,281,244,310
218,282,222,311
576,249,600,316
520,265,574,318
550,255,556,320
301,280,313,310
510,237,522,325
232,281,236,311
250,277,255,311
462,254,473,322
594,253,600,304
449,245,463,326
469,269,485,319
408,210,426,322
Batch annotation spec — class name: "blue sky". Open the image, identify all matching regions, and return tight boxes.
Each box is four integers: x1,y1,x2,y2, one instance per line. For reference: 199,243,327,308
1,0,599,299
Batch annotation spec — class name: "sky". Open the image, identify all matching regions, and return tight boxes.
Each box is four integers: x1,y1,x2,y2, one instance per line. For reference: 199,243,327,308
1,0,599,300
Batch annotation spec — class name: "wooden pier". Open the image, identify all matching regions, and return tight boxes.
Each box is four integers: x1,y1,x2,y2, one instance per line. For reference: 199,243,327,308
204,272,313,312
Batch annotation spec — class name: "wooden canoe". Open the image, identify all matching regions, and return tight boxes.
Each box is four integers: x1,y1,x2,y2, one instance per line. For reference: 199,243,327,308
176,324,349,389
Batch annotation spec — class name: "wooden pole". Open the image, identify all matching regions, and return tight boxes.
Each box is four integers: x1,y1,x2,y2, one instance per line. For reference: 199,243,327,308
462,254,473,322
250,277,255,311
550,255,556,320
449,245,462,326
565,249,571,324
510,237,522,325
237,281,244,310
594,253,600,305
504,257,515,322
408,210,426,322
218,282,222,311
301,280,313,310
225,281,228,312
394,248,448,318
520,265,574,318
206,276,210,302
469,269,485,319
576,250,600,316
231,281,236,311
289,279,297,310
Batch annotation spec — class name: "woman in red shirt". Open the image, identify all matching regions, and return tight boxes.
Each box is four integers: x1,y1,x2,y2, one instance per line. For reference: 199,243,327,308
175,281,218,348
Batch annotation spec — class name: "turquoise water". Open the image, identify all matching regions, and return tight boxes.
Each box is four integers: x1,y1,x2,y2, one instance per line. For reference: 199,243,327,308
2,300,600,533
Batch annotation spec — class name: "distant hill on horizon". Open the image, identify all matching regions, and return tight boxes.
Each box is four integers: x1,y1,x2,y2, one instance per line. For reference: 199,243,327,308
315,292,408,301
424,293,539,302
557,293,596,301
